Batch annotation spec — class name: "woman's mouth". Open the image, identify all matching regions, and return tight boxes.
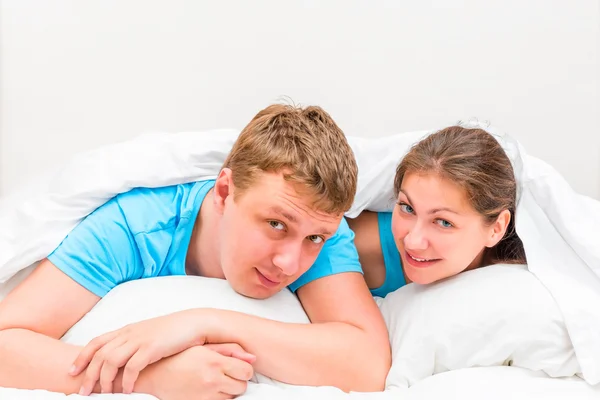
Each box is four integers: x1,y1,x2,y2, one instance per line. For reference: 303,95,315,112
404,251,441,268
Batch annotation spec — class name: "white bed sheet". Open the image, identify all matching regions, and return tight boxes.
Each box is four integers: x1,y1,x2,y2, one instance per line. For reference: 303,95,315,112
2,367,598,400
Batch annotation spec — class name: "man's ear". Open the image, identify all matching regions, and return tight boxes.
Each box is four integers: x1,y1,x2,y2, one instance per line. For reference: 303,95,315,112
485,209,511,248
213,168,234,214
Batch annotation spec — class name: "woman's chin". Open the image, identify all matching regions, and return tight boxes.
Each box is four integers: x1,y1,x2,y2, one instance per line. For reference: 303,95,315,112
405,267,449,285
408,268,467,285
406,271,435,285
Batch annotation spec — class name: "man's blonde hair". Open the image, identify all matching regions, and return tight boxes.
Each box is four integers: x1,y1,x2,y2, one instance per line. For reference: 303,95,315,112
222,104,357,215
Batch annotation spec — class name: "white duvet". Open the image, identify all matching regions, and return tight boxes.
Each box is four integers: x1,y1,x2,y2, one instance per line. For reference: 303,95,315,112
1,122,600,399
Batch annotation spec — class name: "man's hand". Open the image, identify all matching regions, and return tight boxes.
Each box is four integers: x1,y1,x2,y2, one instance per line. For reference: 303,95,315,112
70,311,256,395
139,345,255,400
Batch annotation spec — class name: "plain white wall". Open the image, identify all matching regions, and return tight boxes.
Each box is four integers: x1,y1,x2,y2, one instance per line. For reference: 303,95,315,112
1,0,599,198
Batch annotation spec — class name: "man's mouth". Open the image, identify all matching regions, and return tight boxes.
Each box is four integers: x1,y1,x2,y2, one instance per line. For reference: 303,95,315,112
256,268,281,288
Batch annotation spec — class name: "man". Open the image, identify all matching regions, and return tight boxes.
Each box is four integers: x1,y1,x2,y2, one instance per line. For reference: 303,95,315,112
0,104,391,399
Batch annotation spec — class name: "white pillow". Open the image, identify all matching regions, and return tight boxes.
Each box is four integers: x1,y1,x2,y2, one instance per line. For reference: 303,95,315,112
380,264,581,389
62,275,310,344
61,275,309,385
62,266,580,391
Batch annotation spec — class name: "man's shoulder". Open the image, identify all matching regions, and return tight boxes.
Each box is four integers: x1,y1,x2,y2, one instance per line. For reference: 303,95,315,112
117,180,214,204
108,180,215,234
287,217,362,292
315,218,360,264
325,217,356,246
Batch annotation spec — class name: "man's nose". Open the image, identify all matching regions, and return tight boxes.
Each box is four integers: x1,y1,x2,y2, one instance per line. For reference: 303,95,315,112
271,241,303,276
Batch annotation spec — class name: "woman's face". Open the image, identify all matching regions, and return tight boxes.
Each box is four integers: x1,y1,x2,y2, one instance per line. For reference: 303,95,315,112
391,171,504,285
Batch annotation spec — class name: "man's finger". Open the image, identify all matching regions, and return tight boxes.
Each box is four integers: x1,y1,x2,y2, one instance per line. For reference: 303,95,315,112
78,337,126,395
99,361,117,394
222,356,255,382
79,353,104,396
70,330,119,376
121,348,153,394
99,341,137,393
231,349,257,364
206,344,256,364
220,375,249,396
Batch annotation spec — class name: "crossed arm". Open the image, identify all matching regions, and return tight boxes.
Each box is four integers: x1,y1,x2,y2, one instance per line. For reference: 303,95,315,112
0,259,391,396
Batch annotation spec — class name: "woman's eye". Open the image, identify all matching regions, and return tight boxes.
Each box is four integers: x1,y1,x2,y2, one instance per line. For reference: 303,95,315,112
399,203,414,214
307,235,324,244
435,219,453,228
269,221,285,231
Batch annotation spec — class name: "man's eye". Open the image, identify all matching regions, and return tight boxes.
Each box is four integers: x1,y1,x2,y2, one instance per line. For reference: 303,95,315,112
307,235,324,244
269,221,285,231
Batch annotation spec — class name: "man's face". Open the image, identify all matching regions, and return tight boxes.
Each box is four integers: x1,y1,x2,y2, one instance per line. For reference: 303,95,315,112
214,170,343,299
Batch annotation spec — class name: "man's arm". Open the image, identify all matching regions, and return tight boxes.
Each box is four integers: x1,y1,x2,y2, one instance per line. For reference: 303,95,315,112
0,260,172,395
76,272,391,393
0,195,142,392
0,259,102,393
0,260,252,397
203,219,391,391
206,272,391,392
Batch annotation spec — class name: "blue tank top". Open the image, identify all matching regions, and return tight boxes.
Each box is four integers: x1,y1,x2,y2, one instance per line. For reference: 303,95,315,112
369,212,406,298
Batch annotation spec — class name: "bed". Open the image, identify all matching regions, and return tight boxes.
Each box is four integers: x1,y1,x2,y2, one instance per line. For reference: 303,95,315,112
1,124,599,399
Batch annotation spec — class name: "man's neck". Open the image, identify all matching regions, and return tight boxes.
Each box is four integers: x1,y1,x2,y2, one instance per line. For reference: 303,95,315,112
186,188,225,279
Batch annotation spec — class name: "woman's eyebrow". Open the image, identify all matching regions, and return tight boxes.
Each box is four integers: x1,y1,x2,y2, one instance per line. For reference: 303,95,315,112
399,189,459,215
429,207,460,215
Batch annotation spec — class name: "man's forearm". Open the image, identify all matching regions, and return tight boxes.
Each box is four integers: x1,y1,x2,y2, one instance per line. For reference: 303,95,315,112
0,328,88,393
0,329,153,395
201,310,391,392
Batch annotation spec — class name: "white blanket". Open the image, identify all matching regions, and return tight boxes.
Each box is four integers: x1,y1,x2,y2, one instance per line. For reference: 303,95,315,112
1,122,599,385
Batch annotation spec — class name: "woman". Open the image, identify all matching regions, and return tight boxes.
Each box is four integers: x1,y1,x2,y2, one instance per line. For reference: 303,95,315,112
348,125,527,297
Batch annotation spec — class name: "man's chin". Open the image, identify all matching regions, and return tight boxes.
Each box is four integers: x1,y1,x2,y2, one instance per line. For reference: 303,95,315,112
233,283,280,299
249,291,276,300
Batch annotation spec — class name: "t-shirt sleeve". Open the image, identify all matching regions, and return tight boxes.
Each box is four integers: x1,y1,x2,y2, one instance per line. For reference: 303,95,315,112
287,218,363,292
47,197,142,298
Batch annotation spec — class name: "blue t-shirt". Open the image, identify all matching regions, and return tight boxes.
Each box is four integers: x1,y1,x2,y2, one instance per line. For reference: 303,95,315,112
48,180,362,297
367,212,406,298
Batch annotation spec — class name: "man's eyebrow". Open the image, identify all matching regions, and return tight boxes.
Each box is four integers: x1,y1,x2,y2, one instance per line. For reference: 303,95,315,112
268,206,334,236
315,228,334,236
268,206,298,224
399,189,459,215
